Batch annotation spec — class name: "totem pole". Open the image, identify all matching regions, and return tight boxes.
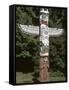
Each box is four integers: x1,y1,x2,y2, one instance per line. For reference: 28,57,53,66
39,8,49,82
19,8,63,82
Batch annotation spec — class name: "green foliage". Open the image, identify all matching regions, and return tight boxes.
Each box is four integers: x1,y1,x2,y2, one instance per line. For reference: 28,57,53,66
49,71,65,81
49,8,66,28
16,6,39,25
16,26,40,60
16,6,40,61
49,8,67,75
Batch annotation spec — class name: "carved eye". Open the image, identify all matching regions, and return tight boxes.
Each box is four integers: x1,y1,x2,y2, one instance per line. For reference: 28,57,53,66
45,31,48,35
42,14,46,19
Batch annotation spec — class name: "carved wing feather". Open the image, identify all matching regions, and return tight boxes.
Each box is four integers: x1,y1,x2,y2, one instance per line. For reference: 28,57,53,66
49,28,63,36
19,24,39,35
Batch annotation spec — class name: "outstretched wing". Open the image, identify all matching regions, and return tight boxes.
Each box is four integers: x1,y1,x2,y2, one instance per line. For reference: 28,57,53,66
19,24,63,36
49,28,63,36
19,24,39,35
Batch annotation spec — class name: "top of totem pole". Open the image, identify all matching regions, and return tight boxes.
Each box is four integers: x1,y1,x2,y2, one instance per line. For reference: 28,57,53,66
40,8,49,14
40,8,49,26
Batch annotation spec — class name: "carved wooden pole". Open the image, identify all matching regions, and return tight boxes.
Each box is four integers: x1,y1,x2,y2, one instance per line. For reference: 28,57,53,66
39,9,49,82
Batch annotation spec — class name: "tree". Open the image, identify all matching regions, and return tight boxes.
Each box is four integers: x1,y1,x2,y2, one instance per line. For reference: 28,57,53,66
49,8,67,76
16,6,40,60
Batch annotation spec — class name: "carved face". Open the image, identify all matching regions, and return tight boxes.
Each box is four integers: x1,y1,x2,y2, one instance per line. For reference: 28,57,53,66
40,13,49,26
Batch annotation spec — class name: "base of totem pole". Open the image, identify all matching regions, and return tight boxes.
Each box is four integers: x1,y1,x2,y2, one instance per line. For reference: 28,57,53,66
39,56,49,82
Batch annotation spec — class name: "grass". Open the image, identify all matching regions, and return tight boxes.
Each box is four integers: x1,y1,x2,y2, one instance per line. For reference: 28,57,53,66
16,71,66,83
16,72,34,83
49,71,65,81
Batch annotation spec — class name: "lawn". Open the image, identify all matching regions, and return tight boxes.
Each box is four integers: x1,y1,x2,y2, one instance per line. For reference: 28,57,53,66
49,71,65,81
16,72,34,83
16,71,65,84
